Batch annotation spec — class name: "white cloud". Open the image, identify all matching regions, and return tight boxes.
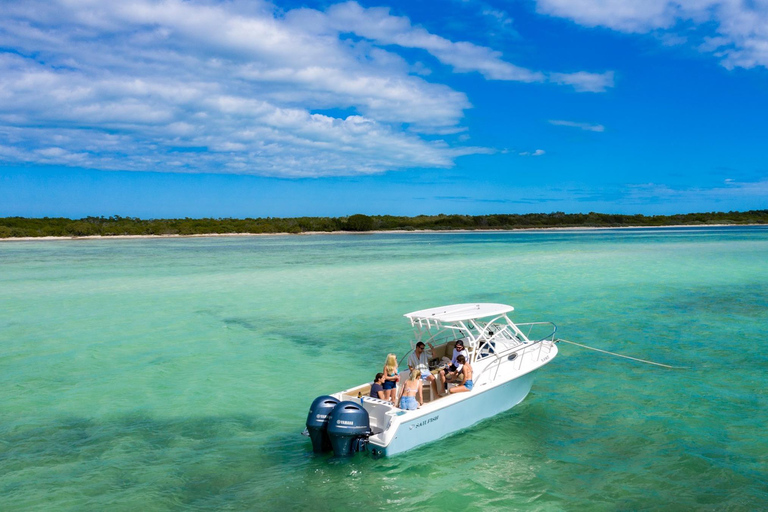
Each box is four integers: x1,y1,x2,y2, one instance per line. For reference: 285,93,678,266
0,0,612,177
482,8,514,28
549,71,615,92
320,2,545,82
535,0,768,69
549,119,606,132
520,149,546,156
536,0,679,32
0,1,472,176
319,2,613,86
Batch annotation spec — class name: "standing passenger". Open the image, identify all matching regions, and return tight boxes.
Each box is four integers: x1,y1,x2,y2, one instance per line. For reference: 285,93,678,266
382,353,399,402
397,370,423,410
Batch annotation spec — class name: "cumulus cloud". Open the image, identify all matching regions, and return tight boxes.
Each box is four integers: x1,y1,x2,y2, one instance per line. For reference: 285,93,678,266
0,0,613,177
316,2,546,83
535,0,768,69
549,119,606,132
0,1,471,176
318,2,614,86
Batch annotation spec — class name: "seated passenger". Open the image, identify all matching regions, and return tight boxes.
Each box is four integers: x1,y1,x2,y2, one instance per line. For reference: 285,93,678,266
448,355,474,394
369,372,388,400
382,353,399,402
438,340,469,393
408,342,438,399
397,370,423,410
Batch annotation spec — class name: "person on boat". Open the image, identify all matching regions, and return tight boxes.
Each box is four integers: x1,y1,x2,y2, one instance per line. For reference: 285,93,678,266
397,370,423,410
449,355,474,394
382,353,399,402
407,341,438,399
436,339,469,392
369,373,388,400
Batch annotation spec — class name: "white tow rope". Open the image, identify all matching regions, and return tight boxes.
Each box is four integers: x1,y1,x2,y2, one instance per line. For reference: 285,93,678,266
556,338,688,369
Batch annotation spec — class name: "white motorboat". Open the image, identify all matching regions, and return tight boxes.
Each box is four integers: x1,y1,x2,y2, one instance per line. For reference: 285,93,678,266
305,303,558,457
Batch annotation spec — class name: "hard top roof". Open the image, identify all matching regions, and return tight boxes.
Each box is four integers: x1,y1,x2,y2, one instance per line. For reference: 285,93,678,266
404,303,514,323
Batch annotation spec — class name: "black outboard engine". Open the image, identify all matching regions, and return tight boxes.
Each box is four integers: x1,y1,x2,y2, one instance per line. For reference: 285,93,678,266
306,395,340,453
327,401,371,457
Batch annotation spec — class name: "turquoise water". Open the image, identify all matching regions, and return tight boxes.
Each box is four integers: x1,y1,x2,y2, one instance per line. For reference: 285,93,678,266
1,227,767,510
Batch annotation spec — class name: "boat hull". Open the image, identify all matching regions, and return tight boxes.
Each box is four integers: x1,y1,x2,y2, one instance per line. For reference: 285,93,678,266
371,370,536,457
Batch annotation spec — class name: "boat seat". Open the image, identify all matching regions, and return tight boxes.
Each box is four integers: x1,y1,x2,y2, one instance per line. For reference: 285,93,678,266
430,341,456,361
343,383,371,401
422,381,434,403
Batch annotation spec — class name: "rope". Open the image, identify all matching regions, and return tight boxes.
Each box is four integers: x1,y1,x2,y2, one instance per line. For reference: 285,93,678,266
555,338,688,369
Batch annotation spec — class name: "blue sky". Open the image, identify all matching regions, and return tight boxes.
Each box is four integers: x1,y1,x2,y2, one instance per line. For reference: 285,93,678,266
0,0,766,218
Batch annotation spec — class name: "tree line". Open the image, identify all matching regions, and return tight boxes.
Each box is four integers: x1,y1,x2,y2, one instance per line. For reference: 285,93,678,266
1,211,767,238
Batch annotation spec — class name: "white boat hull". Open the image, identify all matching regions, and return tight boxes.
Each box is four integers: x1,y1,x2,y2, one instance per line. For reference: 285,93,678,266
307,304,558,458
370,370,537,457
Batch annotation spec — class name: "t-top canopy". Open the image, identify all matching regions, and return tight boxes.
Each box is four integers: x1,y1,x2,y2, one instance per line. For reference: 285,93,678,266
404,303,514,323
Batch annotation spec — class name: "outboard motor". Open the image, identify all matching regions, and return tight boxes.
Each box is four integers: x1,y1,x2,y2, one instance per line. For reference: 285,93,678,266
327,401,371,457
306,395,340,453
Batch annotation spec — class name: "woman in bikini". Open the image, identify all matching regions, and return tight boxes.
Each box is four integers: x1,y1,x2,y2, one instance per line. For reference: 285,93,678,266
397,370,423,410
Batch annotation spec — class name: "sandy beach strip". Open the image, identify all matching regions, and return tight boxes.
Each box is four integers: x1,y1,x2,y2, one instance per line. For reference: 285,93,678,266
0,224,761,242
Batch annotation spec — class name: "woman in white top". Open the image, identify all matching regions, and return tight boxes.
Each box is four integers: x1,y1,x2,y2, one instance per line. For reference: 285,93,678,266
437,340,469,395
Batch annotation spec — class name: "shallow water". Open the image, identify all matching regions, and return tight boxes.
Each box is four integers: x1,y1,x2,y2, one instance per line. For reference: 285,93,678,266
1,228,767,510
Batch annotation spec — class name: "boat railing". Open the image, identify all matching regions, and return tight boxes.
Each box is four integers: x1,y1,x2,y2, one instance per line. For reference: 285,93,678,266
475,322,557,383
474,321,555,359
515,322,558,343
398,349,413,369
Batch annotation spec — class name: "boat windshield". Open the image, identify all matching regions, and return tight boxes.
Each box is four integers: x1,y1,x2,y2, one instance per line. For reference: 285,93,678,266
406,304,529,363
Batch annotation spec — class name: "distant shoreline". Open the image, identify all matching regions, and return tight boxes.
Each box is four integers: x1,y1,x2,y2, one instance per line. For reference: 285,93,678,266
1,224,763,242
